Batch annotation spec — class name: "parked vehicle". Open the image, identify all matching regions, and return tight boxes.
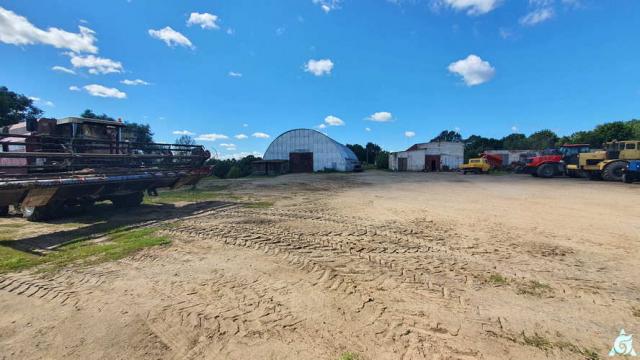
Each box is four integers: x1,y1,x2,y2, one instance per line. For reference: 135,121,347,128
524,144,591,178
577,140,640,181
461,153,502,174
0,117,211,221
622,160,640,183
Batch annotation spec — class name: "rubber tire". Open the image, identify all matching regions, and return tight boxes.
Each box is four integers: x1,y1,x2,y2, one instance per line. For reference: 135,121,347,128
622,174,632,183
111,192,144,208
566,170,579,178
22,205,54,222
0,206,8,217
602,162,627,182
536,164,556,178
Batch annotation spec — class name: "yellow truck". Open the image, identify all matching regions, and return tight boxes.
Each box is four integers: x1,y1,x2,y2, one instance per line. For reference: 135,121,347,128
578,140,640,181
461,153,502,174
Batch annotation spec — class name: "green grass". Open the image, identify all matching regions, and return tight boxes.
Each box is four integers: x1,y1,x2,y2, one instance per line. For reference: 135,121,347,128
144,186,234,204
0,227,169,274
488,273,509,285
517,280,552,297
522,332,552,350
338,352,359,360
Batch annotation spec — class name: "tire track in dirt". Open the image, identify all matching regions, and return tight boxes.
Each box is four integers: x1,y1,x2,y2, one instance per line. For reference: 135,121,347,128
159,208,496,359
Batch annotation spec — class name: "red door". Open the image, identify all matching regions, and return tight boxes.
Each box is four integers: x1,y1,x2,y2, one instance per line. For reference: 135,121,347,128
289,152,313,173
425,155,441,171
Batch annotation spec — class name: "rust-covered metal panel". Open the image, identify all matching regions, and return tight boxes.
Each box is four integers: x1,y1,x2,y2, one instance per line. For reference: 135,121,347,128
22,187,59,207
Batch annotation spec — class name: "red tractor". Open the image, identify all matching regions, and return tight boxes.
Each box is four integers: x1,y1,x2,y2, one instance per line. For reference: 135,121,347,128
525,144,591,178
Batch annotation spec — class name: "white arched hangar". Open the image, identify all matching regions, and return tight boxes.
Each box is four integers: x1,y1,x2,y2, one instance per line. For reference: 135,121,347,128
263,129,360,172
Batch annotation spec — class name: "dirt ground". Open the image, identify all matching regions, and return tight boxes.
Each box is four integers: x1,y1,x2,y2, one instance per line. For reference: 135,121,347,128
0,171,638,360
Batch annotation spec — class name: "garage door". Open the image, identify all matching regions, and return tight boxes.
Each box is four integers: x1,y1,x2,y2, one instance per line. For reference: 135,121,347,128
289,152,313,173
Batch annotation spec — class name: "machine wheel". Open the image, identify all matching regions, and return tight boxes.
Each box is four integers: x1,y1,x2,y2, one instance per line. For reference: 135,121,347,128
622,174,632,183
462,170,467,175
566,170,579,178
536,164,556,178
0,206,8,217
111,192,144,208
602,162,627,182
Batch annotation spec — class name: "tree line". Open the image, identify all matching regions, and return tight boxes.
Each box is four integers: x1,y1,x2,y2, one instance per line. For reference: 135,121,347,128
2,85,638,170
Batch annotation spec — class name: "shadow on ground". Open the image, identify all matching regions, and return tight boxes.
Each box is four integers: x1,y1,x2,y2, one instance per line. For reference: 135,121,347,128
0,201,234,255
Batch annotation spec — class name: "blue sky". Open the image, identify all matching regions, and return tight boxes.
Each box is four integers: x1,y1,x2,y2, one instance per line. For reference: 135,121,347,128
1,0,639,156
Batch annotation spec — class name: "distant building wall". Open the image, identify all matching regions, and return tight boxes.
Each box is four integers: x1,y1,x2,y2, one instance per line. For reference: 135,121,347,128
388,141,464,171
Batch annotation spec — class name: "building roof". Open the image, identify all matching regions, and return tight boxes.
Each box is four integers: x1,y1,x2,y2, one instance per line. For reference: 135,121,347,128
264,128,358,161
56,117,126,127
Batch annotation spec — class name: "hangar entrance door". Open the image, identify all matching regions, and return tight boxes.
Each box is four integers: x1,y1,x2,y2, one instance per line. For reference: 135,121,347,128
425,155,441,171
289,152,313,173
398,158,408,171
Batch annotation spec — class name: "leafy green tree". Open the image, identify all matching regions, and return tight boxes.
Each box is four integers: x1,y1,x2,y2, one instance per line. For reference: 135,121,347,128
527,129,558,150
365,142,382,164
463,135,503,161
430,130,463,142
226,165,242,178
81,109,114,121
502,133,528,150
0,86,43,126
175,135,196,145
375,151,389,169
346,144,366,163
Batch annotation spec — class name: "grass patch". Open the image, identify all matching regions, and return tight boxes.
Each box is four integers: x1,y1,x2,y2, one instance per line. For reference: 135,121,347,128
244,201,274,209
517,280,552,297
145,187,233,204
488,273,508,285
522,332,552,351
338,352,359,360
0,227,169,274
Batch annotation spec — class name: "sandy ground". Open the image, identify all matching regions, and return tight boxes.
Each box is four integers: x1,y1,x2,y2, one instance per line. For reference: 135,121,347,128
0,171,639,360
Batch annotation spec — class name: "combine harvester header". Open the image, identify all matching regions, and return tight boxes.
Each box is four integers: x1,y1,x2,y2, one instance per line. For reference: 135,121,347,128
0,117,211,221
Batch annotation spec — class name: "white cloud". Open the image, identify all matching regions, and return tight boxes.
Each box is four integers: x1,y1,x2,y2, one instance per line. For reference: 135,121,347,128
447,54,495,86
28,96,40,101
234,133,248,140
173,130,194,136
367,111,393,122
511,125,518,132
520,7,554,26
218,151,262,160
365,127,371,132
70,54,123,74
405,131,416,138
69,85,80,91
252,132,270,139
228,71,242,77
0,7,98,53
83,84,127,99
242,123,248,127
121,79,150,86
148,27,193,48
44,100,54,107
435,0,501,15
195,133,229,141
304,59,334,76
276,27,286,36
29,97,54,107
324,115,345,126
219,143,236,148
226,28,234,35
317,124,327,129
187,12,219,30
52,65,75,75
313,0,341,13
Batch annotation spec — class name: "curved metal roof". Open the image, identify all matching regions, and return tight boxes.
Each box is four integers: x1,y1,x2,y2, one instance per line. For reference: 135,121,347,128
264,128,358,161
